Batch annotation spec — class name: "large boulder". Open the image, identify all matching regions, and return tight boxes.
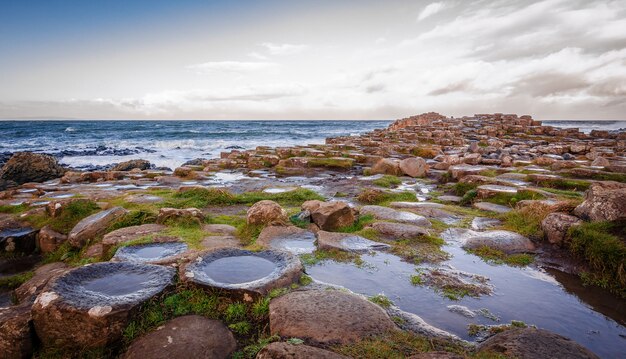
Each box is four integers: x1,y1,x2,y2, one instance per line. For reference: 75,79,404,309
371,158,402,176
247,200,288,226
122,315,236,359
541,213,582,245
112,159,151,171
68,207,129,248
257,342,349,359
269,289,397,344
574,181,626,221
302,200,355,231
477,328,599,359
0,302,34,359
37,226,68,254
0,152,65,186
32,262,175,351
399,157,429,178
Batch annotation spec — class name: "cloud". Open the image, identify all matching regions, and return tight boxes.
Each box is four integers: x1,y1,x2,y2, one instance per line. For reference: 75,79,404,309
186,61,277,73
260,42,309,55
417,2,445,21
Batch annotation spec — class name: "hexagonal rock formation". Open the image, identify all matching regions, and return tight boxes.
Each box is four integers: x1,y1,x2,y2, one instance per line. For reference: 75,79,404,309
301,200,356,231
574,181,626,222
68,207,128,248
257,342,349,359
0,302,34,359
317,231,390,252
257,225,316,254
182,248,302,300
14,262,70,303
0,226,38,254
122,315,236,359
112,242,189,264
32,262,175,350
269,289,397,344
101,224,167,254
360,205,432,227
399,157,429,177
477,328,599,359
247,200,288,226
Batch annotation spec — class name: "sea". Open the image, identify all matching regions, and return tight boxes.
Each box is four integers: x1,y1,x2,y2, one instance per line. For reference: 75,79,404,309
0,119,624,170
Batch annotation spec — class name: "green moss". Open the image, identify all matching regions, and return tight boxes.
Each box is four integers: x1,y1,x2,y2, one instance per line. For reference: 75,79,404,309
529,177,590,191
107,209,157,232
369,294,393,308
0,203,28,214
411,147,439,159
25,200,100,234
337,214,375,233
568,221,626,298
453,182,478,196
357,189,417,205
299,274,313,286
442,287,471,301
410,274,424,286
307,157,354,169
373,175,402,188
162,223,207,249
0,271,34,289
468,321,528,337
164,188,324,209
479,169,498,177
468,246,534,267
460,189,478,206
390,237,449,264
300,249,360,266
225,302,248,322
237,223,264,246
484,190,544,207
563,171,626,183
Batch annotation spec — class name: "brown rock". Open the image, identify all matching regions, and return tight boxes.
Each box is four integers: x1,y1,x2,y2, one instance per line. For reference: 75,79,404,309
541,212,582,245
399,157,429,177
574,181,626,221
37,226,68,254
269,289,397,344
0,302,34,359
247,200,288,226
0,152,65,185
477,328,599,359
371,158,402,176
370,222,429,239
122,315,236,359
317,230,390,252
408,352,463,359
112,159,151,171
591,156,610,167
306,201,355,231
156,207,204,225
14,262,70,303
67,207,129,248
257,342,348,359
102,224,167,254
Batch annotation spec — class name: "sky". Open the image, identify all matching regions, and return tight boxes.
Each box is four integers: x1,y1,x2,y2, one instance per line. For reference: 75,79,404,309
0,0,625,120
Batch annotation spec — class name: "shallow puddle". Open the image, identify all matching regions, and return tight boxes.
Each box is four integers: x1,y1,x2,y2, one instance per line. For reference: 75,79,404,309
202,255,276,284
82,272,148,297
267,232,316,254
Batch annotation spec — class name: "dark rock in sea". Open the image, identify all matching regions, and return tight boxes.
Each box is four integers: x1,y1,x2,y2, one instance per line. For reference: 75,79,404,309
182,158,207,166
0,152,66,186
112,159,152,171
225,145,245,149
0,152,12,168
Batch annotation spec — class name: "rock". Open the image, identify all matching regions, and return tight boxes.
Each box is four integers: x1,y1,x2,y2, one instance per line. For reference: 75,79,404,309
257,342,348,359
112,159,151,171
541,213,582,245
257,225,316,254
574,181,626,221
0,152,65,185
203,224,237,235
463,230,535,254
463,153,482,165
476,185,518,199
32,262,175,350
0,226,38,254
302,201,355,231
37,226,68,254
0,302,34,359
370,222,429,239
371,158,402,176
591,156,610,167
14,262,70,303
122,315,236,359
101,224,167,254
477,328,599,359
200,235,242,251
471,217,502,230
360,205,431,227
473,202,512,214
269,289,397,344
247,200,288,226
399,157,429,177
67,207,128,248
156,207,204,225
408,353,463,359
317,230,390,252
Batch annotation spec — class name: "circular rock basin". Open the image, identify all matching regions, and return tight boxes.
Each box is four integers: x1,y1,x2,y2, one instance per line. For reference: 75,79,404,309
113,242,189,264
267,232,316,254
183,248,302,297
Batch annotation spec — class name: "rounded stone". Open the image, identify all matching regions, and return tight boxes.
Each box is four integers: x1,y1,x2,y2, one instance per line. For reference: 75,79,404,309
399,157,429,177
32,262,175,350
182,248,302,299
247,200,288,226
270,289,397,344
463,230,535,254
122,315,236,359
112,242,189,264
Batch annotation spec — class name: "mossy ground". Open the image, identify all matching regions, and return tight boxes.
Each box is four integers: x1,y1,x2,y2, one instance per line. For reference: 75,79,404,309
357,189,417,205
372,175,402,188
25,200,100,234
468,246,534,267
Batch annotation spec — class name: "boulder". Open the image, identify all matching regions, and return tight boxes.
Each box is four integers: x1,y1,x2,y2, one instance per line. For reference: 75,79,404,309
360,205,431,227
112,159,151,171
0,302,34,359
477,328,599,359
269,289,397,344
156,207,204,225
0,226,38,254
122,315,236,359
0,152,65,185
370,222,429,239
302,201,355,231
371,158,402,176
591,157,609,167
14,262,70,303
37,226,68,254
541,213,582,245
399,157,429,177
574,181,626,221
257,342,349,359
101,224,167,254
247,200,288,226
317,231,390,252
463,230,535,254
68,207,128,248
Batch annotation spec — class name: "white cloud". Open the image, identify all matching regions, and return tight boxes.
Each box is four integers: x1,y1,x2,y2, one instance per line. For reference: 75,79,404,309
247,52,269,60
417,2,445,21
186,61,277,73
260,42,309,55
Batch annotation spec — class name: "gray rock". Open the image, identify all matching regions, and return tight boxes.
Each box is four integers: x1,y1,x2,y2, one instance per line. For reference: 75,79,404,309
68,207,129,248
360,205,432,227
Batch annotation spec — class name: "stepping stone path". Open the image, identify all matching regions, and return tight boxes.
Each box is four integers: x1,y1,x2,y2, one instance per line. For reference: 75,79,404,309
269,289,397,344
122,315,237,359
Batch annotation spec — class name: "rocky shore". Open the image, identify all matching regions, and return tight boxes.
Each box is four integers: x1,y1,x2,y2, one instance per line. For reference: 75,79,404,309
1,112,624,358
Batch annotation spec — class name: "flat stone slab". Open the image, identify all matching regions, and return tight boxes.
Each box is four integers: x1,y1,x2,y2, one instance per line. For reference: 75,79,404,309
182,248,302,299
471,217,502,230
257,225,316,254
473,202,512,214
438,195,462,203
102,224,167,254
360,205,432,227
122,315,237,359
257,342,349,359
32,262,175,350
68,206,129,248
112,242,189,264
369,222,430,240
389,201,445,209
269,289,397,344
317,231,390,252
442,228,535,254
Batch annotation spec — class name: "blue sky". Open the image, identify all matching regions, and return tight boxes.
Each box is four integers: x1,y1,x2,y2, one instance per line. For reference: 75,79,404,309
1,0,625,119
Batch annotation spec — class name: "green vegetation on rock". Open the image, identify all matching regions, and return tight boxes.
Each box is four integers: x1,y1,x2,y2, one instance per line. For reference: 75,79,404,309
357,189,417,205
373,175,402,188
468,246,534,267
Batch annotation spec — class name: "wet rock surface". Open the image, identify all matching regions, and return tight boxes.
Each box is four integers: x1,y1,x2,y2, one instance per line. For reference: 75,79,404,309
360,205,432,226
112,242,189,264
122,315,236,359
14,262,70,303
317,230,390,252
101,223,167,254
257,225,316,254
68,206,128,248
0,226,38,254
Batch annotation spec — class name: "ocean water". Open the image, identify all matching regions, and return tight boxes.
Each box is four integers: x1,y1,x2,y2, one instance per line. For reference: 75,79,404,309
0,119,623,170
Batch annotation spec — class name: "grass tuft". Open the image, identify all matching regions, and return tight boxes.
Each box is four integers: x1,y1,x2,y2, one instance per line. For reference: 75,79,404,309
373,175,402,188
357,189,417,205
